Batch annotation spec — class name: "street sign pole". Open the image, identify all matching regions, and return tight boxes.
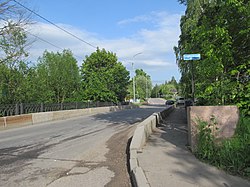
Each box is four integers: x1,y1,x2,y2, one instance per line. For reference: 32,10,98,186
191,62,195,103
183,54,201,103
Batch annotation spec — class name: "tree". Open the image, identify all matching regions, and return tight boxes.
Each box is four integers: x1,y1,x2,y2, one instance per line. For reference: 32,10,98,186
127,69,152,100
0,0,33,104
36,50,80,103
80,48,130,102
0,21,29,65
0,22,30,103
135,69,147,77
0,0,32,64
151,77,179,99
176,0,250,115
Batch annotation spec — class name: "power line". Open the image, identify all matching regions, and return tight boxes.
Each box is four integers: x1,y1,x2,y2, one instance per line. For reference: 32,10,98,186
26,30,64,50
26,30,84,60
13,0,97,49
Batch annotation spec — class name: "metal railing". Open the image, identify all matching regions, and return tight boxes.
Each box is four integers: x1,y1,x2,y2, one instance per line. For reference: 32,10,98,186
0,101,129,117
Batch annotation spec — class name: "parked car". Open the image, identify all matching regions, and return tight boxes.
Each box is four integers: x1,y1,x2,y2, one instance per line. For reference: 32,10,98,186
185,99,193,108
165,100,175,105
176,97,185,105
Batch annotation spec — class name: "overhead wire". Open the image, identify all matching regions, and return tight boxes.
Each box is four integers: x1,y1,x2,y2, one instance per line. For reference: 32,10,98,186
26,30,64,51
26,30,84,60
12,0,97,49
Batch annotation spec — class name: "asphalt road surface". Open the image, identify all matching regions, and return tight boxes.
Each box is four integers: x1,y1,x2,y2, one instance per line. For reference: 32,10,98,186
0,105,166,187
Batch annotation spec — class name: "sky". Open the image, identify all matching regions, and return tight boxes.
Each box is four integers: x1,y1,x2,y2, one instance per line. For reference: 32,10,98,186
22,0,186,84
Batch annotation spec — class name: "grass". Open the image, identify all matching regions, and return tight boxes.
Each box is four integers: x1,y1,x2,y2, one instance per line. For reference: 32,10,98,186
195,115,250,179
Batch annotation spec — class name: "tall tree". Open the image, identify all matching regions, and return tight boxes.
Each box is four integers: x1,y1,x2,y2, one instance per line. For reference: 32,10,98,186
80,48,130,102
0,22,29,103
0,0,33,104
0,21,29,65
36,50,80,103
127,69,152,100
0,0,32,64
151,77,178,99
176,0,250,115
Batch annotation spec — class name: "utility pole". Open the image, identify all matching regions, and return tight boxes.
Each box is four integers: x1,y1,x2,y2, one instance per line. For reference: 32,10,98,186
132,62,136,103
146,76,148,99
132,52,143,102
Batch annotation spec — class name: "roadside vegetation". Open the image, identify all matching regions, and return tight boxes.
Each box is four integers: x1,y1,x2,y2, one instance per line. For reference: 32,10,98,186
127,69,153,102
176,0,249,179
196,116,250,179
151,76,179,100
175,0,249,116
0,1,131,104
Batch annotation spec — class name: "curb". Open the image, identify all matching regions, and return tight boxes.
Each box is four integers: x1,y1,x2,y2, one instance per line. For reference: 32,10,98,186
129,105,174,187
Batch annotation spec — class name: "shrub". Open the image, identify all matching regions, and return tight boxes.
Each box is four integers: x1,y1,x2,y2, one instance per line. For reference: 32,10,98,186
195,115,250,179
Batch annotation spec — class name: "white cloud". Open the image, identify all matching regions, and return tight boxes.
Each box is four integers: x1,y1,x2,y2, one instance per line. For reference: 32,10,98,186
26,11,182,81
117,15,154,25
27,22,98,62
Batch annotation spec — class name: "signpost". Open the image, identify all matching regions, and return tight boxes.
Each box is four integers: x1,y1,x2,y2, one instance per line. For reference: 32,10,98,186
183,54,201,103
183,54,201,61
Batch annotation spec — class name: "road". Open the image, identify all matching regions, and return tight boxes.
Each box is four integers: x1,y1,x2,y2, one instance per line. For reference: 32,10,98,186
0,105,166,187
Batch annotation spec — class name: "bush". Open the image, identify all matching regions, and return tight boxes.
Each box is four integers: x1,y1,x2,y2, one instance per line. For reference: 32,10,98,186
195,115,250,179
195,120,217,162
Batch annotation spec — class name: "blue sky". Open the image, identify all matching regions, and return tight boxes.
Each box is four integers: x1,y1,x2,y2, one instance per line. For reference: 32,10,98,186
24,0,185,83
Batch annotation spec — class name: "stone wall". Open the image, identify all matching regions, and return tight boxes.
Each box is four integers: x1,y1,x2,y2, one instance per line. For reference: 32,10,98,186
187,106,239,152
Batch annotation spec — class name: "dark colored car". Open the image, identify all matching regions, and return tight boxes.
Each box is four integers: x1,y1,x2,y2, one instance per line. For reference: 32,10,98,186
185,99,193,108
165,100,175,105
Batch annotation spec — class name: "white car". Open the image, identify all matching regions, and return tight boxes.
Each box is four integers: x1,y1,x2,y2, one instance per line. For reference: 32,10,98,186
176,97,185,105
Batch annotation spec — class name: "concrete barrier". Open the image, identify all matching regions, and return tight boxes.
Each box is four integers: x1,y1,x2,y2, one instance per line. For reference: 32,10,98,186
0,104,139,128
132,167,150,187
32,112,54,124
0,117,6,127
0,114,33,128
130,126,146,152
129,105,174,187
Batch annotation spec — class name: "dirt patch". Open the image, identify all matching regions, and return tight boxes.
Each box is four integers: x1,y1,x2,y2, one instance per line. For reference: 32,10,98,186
104,126,136,187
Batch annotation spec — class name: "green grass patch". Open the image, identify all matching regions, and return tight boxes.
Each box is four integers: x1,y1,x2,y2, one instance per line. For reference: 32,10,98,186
195,115,250,179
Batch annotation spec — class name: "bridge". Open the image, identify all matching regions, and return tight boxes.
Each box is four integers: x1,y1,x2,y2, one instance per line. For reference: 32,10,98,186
0,98,249,187
0,99,166,186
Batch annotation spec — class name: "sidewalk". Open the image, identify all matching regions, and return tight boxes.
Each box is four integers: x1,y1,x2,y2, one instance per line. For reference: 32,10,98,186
137,107,250,187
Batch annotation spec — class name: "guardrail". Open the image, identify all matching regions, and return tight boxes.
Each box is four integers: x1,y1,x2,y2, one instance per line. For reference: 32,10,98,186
0,101,129,117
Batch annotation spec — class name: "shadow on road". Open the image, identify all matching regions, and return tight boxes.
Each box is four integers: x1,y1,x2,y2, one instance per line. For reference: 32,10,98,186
144,107,250,187
159,107,188,149
91,106,166,126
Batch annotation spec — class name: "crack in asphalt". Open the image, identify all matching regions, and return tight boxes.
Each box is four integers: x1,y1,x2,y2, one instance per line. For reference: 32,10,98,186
0,127,107,167
46,126,135,187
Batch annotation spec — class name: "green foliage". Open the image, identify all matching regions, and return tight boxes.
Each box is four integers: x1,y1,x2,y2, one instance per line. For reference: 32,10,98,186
132,69,152,100
176,0,250,116
196,116,250,178
195,119,217,162
151,77,178,99
80,48,130,102
0,21,28,65
126,69,152,101
36,50,81,103
0,2,131,104
0,21,30,103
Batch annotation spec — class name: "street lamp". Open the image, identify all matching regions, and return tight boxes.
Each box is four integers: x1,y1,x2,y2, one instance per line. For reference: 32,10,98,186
132,52,143,102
